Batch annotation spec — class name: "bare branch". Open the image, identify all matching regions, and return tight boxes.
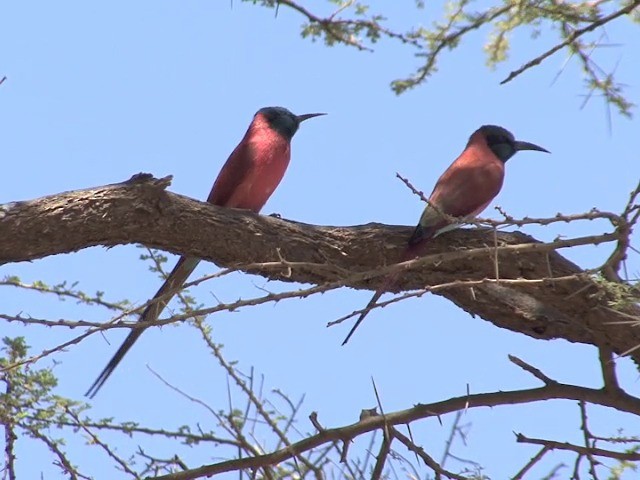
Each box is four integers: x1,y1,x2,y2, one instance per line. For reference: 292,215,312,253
516,433,640,461
512,445,551,480
393,428,469,480
603,181,640,281
578,401,600,479
150,377,640,480
509,355,557,385
370,431,392,480
64,407,139,479
1,377,17,480
598,346,621,393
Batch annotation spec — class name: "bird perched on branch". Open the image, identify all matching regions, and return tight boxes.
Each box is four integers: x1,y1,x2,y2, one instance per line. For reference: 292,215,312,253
341,124,549,345
86,107,325,398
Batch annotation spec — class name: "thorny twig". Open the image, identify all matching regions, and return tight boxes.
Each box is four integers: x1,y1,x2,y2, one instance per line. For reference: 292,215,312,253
579,401,600,479
500,0,640,85
393,428,469,480
149,354,640,480
64,407,139,479
515,433,640,461
328,273,592,327
512,445,552,480
190,319,322,478
603,181,640,282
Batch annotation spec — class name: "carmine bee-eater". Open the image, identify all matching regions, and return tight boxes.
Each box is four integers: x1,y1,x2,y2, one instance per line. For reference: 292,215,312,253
86,107,325,398
341,125,549,345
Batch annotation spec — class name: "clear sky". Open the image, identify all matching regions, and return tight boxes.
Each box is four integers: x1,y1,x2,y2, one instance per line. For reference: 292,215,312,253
1,1,639,478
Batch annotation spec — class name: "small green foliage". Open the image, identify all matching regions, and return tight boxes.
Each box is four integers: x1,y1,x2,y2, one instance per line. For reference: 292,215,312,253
139,247,169,274
1,336,85,430
2,275,130,310
1,336,29,361
486,30,509,66
582,70,635,118
230,408,246,429
608,448,640,479
247,0,637,117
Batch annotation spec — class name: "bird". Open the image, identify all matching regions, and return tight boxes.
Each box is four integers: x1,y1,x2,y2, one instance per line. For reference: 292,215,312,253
341,124,549,345
86,106,325,398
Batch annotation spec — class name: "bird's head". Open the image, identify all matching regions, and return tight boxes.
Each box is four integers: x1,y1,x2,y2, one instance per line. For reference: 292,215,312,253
256,107,326,141
474,125,549,162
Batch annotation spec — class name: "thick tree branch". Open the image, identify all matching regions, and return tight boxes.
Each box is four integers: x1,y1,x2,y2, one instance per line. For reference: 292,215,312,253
2,174,639,363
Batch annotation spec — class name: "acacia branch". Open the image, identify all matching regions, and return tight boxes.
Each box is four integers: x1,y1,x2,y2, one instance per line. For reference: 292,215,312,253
63,407,138,478
2,174,640,364
392,427,468,480
1,376,17,480
512,445,551,480
500,0,640,85
150,371,640,480
515,433,640,461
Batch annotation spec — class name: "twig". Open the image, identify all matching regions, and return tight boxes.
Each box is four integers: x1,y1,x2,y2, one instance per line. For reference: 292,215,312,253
1,278,129,311
512,446,551,480
274,0,421,52
602,181,640,281
137,448,188,475
21,415,241,447
2,376,17,480
191,320,318,476
151,377,640,480
440,410,463,466
516,433,640,461
413,4,514,88
330,273,589,327
392,428,468,480
65,407,139,478
501,0,640,84
509,355,557,385
371,433,392,480
598,346,620,392
578,401,600,479
20,425,88,480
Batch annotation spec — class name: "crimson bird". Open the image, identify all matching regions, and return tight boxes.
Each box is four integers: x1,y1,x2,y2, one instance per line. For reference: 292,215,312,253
341,125,548,345
86,107,325,397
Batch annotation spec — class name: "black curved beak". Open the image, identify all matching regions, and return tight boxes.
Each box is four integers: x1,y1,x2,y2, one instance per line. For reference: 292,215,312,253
296,112,327,123
514,140,550,153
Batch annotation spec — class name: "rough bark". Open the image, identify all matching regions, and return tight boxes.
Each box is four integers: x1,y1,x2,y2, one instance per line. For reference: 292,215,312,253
1,174,637,363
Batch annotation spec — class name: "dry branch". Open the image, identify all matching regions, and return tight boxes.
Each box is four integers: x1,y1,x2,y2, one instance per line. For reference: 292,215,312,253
2,174,639,363
150,375,640,480
516,433,640,461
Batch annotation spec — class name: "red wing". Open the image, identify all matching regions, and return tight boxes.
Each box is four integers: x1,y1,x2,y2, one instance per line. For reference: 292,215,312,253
206,140,254,206
430,160,504,218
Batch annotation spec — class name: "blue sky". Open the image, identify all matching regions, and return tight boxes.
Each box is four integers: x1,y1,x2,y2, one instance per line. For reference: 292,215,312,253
1,1,639,478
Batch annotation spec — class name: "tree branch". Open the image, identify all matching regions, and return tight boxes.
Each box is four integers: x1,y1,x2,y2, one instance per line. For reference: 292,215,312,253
2,174,640,364
516,433,640,461
150,378,640,480
500,0,640,85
